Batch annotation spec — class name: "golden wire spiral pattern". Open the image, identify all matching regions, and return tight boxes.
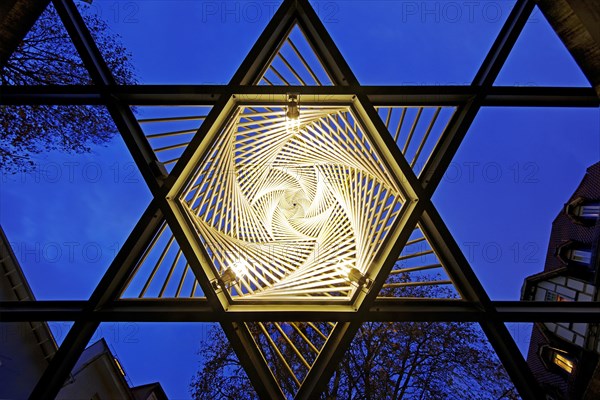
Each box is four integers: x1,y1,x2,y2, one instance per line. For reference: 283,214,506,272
181,105,404,300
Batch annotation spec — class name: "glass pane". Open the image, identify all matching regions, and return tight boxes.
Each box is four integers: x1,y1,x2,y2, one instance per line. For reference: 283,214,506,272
1,4,93,85
72,1,519,85
0,322,59,399
326,1,516,85
579,204,600,218
103,322,213,399
434,107,599,300
191,323,258,399
325,322,517,399
505,322,533,357
0,105,150,300
75,0,277,84
495,6,590,87
525,322,592,398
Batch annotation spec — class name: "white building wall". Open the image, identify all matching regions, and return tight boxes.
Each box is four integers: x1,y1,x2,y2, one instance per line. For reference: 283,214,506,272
536,276,597,352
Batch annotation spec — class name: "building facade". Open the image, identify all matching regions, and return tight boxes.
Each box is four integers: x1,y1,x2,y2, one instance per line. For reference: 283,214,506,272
522,162,600,399
0,227,168,400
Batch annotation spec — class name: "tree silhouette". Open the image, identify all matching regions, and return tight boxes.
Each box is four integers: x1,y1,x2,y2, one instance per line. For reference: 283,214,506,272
0,3,135,172
191,283,519,399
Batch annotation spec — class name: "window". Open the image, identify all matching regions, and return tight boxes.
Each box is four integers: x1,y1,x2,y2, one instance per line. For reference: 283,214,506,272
568,249,592,264
544,291,570,302
545,291,557,301
551,352,574,373
555,240,593,266
566,198,600,224
576,203,600,219
539,346,576,375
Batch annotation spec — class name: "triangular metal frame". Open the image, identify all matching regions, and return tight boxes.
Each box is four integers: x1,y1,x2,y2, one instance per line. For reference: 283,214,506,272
1,0,599,399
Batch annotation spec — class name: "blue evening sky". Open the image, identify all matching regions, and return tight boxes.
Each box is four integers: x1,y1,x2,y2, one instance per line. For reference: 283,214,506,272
1,1,598,398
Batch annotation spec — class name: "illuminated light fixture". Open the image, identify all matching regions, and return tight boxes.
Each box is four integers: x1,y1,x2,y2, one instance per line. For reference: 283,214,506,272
177,98,408,307
347,267,371,288
219,267,237,286
213,260,250,292
335,257,351,276
285,93,300,134
231,259,250,278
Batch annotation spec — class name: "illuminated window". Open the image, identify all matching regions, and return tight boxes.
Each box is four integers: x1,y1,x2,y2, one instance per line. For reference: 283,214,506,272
551,352,574,373
544,291,570,302
540,346,576,374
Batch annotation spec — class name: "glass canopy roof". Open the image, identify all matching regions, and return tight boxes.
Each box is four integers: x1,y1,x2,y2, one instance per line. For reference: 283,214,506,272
1,0,598,399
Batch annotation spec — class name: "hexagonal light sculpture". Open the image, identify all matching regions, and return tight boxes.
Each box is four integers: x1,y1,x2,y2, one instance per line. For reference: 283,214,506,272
168,94,416,311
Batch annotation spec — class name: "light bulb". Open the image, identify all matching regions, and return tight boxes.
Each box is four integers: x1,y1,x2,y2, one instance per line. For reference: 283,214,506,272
286,94,300,134
231,259,250,278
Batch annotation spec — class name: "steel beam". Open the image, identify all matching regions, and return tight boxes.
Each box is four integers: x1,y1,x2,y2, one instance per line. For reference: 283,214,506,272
228,0,296,86
294,0,358,86
52,0,162,193
27,321,100,400
483,86,600,107
154,2,309,398
221,322,285,399
294,322,355,400
280,0,392,397
3,300,600,322
411,3,543,394
2,85,598,107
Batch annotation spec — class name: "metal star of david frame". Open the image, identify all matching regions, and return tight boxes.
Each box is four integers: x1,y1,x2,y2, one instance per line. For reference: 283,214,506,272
1,0,599,399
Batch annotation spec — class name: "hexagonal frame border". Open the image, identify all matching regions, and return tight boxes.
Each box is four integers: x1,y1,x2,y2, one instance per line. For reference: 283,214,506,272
166,94,420,312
